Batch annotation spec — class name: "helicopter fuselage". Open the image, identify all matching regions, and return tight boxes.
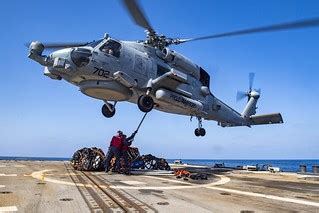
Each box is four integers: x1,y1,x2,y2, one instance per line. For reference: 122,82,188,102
28,0,287,136
29,37,246,127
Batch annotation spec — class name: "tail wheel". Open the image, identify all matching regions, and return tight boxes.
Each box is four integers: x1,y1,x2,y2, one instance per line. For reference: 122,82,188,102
102,104,115,118
138,95,154,112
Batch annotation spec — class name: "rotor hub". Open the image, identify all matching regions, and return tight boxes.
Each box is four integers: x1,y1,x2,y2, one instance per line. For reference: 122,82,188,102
249,90,260,99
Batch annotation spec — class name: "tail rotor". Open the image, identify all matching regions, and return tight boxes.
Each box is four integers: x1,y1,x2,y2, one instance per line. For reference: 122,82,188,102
236,72,261,102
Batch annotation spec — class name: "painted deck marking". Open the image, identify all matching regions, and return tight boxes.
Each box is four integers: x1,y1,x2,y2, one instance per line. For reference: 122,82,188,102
0,174,17,177
0,185,5,188
31,170,229,190
0,206,18,212
120,181,146,185
14,165,25,168
207,186,319,208
30,169,319,207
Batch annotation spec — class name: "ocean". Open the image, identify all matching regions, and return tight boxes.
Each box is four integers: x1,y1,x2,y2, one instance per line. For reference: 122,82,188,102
0,156,318,172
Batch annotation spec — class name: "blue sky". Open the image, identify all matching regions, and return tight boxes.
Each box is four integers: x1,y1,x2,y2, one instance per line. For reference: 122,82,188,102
1,0,319,159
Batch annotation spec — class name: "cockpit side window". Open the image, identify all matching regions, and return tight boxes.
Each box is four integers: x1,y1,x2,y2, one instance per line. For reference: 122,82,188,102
200,67,210,88
100,40,121,58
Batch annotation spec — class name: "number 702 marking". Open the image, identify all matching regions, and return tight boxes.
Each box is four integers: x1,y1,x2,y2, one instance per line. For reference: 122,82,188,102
93,67,110,78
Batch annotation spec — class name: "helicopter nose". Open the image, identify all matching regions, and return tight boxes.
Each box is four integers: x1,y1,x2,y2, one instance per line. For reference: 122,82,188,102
69,47,92,67
51,48,72,60
50,48,73,70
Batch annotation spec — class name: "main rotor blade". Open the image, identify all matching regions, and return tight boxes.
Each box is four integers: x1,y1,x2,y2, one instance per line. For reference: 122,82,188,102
249,72,255,91
25,42,88,49
178,17,319,44
236,91,248,102
122,0,155,34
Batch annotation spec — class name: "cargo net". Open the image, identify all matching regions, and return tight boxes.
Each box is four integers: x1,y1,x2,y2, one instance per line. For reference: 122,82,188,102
71,147,105,171
71,147,170,171
131,154,171,170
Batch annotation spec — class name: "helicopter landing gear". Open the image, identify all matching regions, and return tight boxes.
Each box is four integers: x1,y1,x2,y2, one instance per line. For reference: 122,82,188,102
195,128,206,137
137,95,154,113
194,117,206,137
102,101,116,118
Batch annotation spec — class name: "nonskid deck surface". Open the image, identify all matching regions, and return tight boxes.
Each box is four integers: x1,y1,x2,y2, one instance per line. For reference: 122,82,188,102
0,161,319,212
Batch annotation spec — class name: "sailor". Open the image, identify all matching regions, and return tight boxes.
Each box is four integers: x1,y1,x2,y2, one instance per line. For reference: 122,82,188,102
104,130,124,173
120,131,137,173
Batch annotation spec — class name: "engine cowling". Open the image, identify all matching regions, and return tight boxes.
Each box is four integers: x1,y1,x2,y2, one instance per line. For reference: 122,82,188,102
161,48,200,79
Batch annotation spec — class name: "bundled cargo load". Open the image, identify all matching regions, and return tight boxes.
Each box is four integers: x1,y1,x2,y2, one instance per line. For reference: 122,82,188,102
71,147,105,171
71,146,170,172
131,154,171,171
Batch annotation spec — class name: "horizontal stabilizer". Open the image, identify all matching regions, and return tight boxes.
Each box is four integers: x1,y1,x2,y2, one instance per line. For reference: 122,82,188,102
249,113,283,125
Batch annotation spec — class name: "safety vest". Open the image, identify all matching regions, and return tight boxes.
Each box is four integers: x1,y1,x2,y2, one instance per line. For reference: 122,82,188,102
110,136,123,149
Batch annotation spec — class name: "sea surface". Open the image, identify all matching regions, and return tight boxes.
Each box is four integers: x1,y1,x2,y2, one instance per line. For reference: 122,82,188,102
0,156,318,172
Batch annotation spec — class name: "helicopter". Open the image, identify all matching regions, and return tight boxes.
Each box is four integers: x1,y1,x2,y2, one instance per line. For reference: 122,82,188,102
28,0,319,136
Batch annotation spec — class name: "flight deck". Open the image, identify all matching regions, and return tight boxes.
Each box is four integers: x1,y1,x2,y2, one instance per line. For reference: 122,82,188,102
0,160,318,212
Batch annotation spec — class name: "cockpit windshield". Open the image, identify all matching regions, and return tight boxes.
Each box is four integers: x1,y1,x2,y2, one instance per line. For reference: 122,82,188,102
87,39,103,48
100,40,121,58
71,48,92,67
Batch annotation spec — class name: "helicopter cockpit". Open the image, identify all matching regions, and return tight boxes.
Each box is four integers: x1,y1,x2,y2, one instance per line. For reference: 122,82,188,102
100,39,121,58
70,39,102,67
70,38,123,67
70,48,92,67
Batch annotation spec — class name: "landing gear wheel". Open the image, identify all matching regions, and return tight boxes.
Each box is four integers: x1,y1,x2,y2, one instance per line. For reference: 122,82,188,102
195,128,200,137
199,128,206,136
102,104,115,118
194,128,206,137
138,95,154,112
195,117,206,137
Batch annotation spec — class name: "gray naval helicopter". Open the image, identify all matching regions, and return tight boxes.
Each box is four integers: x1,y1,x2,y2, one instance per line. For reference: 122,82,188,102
28,0,319,136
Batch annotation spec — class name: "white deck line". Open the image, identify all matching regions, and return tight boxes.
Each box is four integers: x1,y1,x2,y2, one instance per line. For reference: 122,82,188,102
14,165,25,168
208,186,319,207
0,185,5,188
0,174,17,177
30,169,319,207
0,206,18,212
